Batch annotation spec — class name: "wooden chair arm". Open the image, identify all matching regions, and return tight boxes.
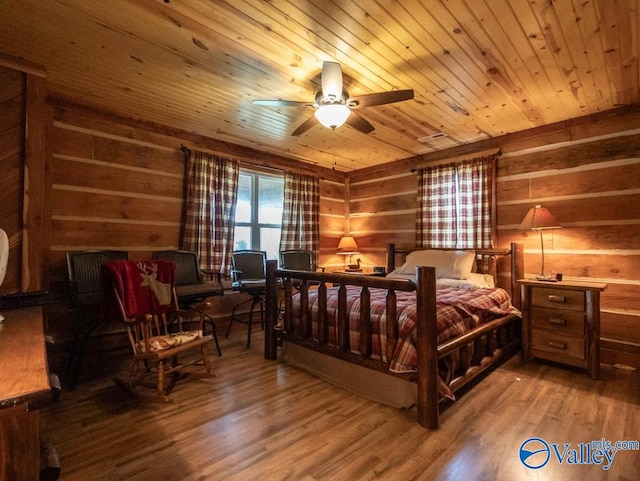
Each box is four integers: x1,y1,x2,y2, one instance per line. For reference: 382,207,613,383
201,269,222,283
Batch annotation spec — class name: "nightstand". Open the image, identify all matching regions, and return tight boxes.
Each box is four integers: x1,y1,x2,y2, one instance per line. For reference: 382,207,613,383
518,279,607,379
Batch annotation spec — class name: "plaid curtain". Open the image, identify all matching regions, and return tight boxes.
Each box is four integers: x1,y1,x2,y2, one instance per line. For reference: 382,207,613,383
417,154,496,249
182,150,239,277
279,172,320,259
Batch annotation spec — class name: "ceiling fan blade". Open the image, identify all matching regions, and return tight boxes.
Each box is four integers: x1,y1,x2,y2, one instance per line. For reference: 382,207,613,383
253,99,313,108
348,89,414,109
345,111,375,134
321,61,343,101
291,115,319,136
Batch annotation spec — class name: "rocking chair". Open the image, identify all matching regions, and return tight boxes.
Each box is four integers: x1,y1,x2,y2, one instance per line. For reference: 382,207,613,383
104,259,214,399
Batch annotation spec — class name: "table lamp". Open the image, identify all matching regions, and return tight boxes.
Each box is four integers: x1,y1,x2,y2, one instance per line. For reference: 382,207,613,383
519,205,561,281
336,236,360,271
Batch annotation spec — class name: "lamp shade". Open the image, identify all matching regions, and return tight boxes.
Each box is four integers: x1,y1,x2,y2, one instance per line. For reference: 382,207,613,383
314,104,350,129
519,205,561,231
336,236,359,254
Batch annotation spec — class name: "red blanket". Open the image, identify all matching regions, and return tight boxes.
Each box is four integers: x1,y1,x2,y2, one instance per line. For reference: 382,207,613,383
104,260,176,317
292,285,521,373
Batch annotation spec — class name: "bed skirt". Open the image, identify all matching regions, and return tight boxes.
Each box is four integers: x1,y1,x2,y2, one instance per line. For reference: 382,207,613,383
280,341,418,409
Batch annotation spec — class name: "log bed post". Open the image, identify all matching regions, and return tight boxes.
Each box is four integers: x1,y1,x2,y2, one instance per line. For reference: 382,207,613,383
416,265,438,429
510,242,524,310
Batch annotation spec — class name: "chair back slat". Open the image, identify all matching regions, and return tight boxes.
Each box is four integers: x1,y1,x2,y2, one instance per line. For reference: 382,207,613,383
152,250,202,285
280,250,313,271
232,250,266,281
66,250,129,297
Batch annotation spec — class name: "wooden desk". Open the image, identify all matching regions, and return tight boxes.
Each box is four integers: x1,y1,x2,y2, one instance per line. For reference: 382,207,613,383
0,306,54,481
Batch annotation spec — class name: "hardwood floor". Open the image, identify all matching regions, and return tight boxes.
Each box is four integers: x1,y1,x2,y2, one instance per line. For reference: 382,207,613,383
42,326,639,481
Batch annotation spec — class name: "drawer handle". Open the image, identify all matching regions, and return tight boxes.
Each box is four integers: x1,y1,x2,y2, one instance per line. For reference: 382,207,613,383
548,340,567,350
547,317,567,326
548,294,566,304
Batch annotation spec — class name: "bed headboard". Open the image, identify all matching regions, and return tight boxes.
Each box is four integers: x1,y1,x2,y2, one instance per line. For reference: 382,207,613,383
386,243,524,307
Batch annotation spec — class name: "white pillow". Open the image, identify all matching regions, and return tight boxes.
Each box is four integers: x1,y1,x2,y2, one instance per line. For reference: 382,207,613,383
436,273,495,289
394,249,475,279
387,271,494,288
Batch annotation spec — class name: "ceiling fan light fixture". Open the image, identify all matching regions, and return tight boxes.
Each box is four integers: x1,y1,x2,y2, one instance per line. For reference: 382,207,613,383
314,104,350,130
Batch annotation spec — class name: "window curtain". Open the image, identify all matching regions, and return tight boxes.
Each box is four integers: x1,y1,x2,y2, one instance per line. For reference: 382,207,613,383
279,172,320,260
182,150,239,277
416,154,497,249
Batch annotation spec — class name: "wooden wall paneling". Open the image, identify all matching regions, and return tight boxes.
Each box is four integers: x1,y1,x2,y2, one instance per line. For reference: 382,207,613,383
347,169,417,270
352,108,640,367
23,74,48,291
49,219,180,250
319,197,346,218
499,132,640,177
349,212,416,233
349,173,417,199
50,188,182,224
499,196,640,229
499,131,640,368
0,66,24,294
90,136,182,173
50,124,94,157
51,156,184,199
52,106,181,150
350,192,417,216
601,311,640,344
497,224,640,253
318,179,346,268
49,107,186,263
51,100,345,182
529,161,640,198
319,178,345,200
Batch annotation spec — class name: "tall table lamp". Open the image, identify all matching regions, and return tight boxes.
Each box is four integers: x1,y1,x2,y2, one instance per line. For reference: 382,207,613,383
336,235,360,271
519,205,561,280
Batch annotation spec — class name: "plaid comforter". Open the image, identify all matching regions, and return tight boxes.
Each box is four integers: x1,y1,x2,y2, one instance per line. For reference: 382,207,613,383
292,285,521,373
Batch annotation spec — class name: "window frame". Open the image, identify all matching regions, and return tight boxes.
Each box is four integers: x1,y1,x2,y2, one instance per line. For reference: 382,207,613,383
234,169,284,259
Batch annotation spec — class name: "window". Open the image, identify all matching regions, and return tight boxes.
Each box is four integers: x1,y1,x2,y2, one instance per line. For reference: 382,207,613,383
234,170,284,259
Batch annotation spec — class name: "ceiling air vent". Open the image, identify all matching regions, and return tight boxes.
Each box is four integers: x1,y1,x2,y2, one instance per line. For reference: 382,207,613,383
417,132,458,150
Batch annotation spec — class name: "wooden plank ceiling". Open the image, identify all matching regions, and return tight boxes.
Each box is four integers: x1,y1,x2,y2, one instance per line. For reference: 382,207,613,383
0,0,638,172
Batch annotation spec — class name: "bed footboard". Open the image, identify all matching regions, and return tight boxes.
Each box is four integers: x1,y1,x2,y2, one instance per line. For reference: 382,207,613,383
265,262,443,427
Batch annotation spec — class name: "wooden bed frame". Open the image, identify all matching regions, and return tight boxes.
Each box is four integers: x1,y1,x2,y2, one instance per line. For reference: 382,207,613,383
264,243,524,428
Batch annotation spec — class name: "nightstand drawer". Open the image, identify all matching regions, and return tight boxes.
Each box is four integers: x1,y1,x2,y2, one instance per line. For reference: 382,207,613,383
531,307,585,335
532,287,584,311
532,330,585,360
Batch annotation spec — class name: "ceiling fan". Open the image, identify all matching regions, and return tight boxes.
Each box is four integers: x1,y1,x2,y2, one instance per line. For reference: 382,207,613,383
253,61,414,136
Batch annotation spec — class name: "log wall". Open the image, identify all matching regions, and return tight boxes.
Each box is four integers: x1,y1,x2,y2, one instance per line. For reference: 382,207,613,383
43,101,345,349
0,65,25,294
47,103,345,277
348,106,640,368
0,62,48,295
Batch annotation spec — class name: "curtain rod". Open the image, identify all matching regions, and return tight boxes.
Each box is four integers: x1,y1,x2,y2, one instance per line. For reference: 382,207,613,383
410,148,502,173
